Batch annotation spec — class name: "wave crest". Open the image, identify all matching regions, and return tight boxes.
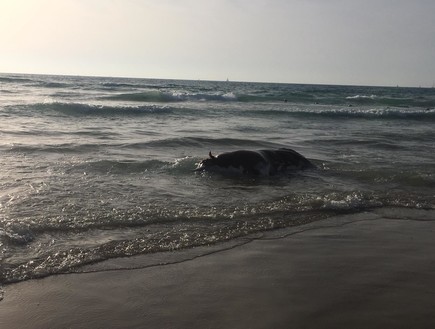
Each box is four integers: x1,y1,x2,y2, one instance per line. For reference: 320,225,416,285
5,102,173,117
104,91,238,103
244,107,435,121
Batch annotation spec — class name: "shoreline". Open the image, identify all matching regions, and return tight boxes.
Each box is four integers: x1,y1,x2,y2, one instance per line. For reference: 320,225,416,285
1,209,435,329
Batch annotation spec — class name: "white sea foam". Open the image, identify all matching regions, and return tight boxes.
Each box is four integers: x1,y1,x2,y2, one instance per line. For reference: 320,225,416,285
346,94,377,100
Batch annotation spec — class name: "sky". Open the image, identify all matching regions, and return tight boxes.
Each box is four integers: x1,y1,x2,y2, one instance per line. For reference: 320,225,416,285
1,0,434,87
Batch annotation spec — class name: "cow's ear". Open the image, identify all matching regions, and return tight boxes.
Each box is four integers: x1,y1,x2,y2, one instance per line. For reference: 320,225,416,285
209,151,216,159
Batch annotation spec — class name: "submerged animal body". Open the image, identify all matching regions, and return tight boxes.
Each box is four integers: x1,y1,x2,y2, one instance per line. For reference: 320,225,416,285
196,148,314,175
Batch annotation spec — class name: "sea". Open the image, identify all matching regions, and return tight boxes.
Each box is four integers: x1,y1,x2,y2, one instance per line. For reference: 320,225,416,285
1,73,434,288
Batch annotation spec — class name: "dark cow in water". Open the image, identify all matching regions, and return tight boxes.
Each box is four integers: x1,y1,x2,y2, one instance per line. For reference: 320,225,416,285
195,148,314,176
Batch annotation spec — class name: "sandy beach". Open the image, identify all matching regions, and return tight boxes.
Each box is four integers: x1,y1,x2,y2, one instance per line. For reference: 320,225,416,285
1,209,435,329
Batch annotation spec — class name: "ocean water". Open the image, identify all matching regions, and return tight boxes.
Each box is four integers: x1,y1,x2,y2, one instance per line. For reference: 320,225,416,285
1,73,434,285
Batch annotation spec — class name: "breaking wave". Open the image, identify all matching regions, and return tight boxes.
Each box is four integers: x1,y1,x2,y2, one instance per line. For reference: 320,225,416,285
3,102,174,117
242,107,435,121
104,91,238,103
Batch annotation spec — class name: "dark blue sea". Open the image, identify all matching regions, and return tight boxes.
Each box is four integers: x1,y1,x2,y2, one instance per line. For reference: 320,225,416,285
1,73,434,287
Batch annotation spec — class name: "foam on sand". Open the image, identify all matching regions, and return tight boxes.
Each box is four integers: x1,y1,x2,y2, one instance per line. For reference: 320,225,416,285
1,208,435,329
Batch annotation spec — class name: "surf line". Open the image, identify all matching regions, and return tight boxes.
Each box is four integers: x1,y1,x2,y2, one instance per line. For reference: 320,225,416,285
68,214,382,277
70,236,262,275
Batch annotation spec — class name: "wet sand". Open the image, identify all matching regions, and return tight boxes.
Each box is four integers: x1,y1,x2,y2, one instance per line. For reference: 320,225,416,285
1,210,435,329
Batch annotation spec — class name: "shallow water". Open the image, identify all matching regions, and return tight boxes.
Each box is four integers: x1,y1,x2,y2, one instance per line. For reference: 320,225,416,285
1,73,434,283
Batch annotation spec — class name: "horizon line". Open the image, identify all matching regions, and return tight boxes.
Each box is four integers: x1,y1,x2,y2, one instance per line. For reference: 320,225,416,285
0,70,428,89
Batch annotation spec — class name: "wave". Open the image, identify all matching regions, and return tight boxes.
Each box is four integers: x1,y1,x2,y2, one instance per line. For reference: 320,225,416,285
4,102,174,117
70,157,202,177
346,94,377,100
231,87,434,108
75,159,172,174
100,89,434,108
127,137,277,149
311,107,435,120
344,92,435,108
3,137,277,156
4,101,435,123
5,143,105,154
4,101,434,122
0,76,35,84
100,82,145,89
42,82,71,88
0,89,15,94
3,73,435,109
243,107,435,121
2,192,433,284
104,91,238,103
0,75,70,88
98,81,174,90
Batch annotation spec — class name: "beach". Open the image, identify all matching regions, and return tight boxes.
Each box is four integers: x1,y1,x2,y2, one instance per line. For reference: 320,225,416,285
1,208,435,329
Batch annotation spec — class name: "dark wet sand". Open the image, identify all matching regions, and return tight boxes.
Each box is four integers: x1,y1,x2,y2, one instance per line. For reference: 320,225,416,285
1,210,435,329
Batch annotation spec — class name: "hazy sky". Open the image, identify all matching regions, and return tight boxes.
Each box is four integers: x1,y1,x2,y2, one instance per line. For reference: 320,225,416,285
1,0,434,86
